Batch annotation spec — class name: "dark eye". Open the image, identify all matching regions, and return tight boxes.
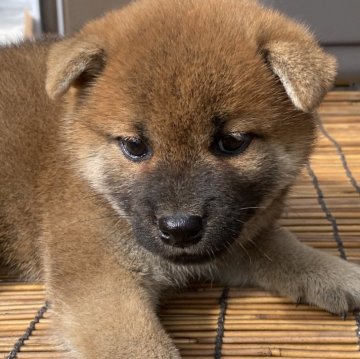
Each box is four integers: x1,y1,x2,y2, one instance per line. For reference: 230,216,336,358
119,137,151,161
215,133,253,155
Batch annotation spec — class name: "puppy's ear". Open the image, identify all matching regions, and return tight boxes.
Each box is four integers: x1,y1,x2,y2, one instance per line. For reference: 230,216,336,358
46,37,105,100
264,41,337,112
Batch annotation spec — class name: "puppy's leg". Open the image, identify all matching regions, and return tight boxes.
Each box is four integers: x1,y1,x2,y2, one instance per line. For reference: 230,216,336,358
47,265,179,358
218,227,360,315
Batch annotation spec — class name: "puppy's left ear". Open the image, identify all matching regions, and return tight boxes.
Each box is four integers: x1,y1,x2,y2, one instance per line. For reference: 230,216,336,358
264,41,337,112
46,36,105,100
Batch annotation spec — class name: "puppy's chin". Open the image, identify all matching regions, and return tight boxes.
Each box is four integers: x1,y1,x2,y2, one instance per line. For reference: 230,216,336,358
160,249,224,265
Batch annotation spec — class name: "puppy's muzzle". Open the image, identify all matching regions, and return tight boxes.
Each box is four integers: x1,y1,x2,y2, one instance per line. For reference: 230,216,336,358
158,215,203,248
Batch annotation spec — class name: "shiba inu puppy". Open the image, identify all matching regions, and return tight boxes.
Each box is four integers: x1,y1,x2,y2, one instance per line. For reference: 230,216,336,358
1,0,360,357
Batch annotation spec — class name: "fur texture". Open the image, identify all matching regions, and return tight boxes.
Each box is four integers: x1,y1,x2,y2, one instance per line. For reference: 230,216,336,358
1,1,358,358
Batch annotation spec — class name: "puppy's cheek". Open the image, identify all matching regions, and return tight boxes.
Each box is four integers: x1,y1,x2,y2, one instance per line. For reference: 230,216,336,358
272,146,304,180
74,147,131,217
78,152,108,193
226,142,302,199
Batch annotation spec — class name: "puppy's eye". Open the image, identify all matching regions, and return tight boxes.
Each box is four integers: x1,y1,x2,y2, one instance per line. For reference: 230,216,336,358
119,137,151,161
215,133,253,155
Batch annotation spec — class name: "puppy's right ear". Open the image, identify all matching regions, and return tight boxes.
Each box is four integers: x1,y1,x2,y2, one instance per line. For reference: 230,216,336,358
263,41,336,113
46,37,105,100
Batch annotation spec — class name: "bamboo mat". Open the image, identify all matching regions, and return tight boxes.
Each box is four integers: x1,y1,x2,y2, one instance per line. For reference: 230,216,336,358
1,91,360,358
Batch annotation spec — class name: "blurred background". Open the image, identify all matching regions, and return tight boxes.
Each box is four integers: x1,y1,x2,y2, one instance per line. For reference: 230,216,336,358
0,0,359,87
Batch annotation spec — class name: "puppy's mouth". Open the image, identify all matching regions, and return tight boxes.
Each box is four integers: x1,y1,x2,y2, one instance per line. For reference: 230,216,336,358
139,231,239,265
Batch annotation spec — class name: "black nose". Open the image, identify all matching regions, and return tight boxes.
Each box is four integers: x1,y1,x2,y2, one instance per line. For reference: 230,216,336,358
158,215,203,248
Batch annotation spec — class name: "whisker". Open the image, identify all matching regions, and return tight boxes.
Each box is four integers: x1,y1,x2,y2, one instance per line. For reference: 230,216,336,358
238,206,265,211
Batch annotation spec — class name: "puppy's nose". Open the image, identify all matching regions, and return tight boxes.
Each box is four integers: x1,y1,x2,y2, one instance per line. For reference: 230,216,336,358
158,215,203,248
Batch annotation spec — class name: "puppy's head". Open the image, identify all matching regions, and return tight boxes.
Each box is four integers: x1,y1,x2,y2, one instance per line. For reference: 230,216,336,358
46,0,336,264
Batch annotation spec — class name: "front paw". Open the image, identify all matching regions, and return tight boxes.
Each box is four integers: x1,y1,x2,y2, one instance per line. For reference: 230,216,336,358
291,258,360,315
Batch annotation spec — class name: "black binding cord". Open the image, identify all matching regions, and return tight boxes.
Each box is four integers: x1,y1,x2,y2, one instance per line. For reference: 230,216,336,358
306,163,347,260
355,311,360,344
7,301,49,359
214,287,229,359
317,117,360,195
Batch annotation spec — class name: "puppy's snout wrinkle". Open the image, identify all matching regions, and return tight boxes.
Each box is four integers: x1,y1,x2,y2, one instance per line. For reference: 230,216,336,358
158,215,203,248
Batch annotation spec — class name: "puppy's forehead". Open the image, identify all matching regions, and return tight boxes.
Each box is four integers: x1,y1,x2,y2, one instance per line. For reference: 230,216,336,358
104,39,282,134
91,0,293,138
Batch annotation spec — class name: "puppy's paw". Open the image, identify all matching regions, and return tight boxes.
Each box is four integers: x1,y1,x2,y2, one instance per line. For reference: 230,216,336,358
291,258,360,315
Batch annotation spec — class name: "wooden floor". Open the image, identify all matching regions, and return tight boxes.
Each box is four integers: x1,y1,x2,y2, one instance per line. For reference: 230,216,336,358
1,91,360,358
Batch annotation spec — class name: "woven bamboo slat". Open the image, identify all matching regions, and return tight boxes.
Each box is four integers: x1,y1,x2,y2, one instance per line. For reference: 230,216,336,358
1,91,360,358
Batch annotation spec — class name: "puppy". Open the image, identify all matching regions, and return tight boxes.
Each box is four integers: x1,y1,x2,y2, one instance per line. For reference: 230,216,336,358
1,0,360,357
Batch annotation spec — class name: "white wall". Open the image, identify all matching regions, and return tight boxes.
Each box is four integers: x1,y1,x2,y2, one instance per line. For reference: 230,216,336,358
0,0,40,44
